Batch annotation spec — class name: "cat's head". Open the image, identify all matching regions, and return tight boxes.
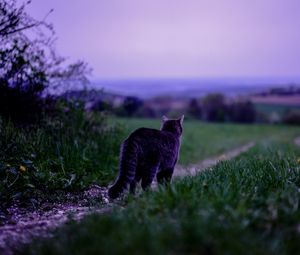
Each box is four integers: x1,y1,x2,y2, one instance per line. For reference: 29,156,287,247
161,115,184,136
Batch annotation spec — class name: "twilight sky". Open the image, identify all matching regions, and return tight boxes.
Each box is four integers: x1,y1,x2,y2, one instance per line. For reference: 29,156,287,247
27,0,300,80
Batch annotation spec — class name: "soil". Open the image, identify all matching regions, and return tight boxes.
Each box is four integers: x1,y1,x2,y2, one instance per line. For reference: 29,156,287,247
294,136,300,147
174,142,255,177
0,185,112,255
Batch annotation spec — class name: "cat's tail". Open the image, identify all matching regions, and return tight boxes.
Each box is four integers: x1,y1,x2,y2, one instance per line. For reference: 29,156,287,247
108,138,138,199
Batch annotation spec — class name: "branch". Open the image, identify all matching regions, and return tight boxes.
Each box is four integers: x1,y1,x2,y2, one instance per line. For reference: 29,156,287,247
0,22,37,36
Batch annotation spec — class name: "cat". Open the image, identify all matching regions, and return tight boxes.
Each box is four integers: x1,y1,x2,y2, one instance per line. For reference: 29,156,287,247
108,115,184,199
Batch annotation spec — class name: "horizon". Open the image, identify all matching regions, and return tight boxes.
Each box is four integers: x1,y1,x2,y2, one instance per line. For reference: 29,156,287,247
92,76,300,83
89,77,300,99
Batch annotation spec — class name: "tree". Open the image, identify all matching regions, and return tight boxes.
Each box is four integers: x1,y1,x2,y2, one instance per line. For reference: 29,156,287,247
0,0,91,124
202,93,227,122
228,101,256,123
123,96,143,116
0,0,44,37
282,110,300,125
188,98,202,119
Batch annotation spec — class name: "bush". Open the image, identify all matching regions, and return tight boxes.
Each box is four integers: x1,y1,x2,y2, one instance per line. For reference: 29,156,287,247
188,98,202,119
282,110,300,125
0,79,53,125
202,93,227,122
228,101,256,123
122,96,143,116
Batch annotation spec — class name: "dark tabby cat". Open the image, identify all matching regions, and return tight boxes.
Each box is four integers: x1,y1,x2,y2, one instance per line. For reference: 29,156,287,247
108,115,184,199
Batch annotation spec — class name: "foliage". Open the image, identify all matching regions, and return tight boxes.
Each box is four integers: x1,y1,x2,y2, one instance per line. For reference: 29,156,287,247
122,96,143,116
187,98,202,119
17,141,300,255
228,101,256,123
282,110,300,125
90,100,113,112
0,0,91,124
0,102,124,207
202,93,228,122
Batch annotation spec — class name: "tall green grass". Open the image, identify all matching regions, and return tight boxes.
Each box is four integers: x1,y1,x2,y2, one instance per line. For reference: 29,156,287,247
18,141,300,255
0,104,124,207
1,113,299,207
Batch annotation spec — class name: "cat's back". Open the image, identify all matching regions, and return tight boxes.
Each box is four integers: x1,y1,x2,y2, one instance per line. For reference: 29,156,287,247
123,128,178,161
126,127,178,147
129,127,174,139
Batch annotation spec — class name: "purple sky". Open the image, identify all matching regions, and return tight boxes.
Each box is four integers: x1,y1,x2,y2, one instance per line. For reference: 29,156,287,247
27,0,300,80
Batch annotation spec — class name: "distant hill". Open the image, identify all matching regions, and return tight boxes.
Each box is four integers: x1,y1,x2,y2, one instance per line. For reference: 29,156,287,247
91,77,300,98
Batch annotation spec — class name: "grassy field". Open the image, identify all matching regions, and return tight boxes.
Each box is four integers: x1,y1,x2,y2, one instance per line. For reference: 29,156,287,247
1,114,299,208
17,139,300,255
1,112,299,254
254,103,300,119
116,117,300,164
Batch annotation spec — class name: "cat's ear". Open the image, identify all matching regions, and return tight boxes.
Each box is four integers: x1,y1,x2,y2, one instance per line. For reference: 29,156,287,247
162,115,168,122
179,115,184,125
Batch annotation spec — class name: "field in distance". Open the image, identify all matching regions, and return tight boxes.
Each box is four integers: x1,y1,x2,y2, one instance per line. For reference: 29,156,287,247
117,117,300,165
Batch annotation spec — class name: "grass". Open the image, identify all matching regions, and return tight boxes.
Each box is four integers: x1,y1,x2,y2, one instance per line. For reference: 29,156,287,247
0,104,124,208
1,112,299,208
17,140,300,255
1,110,299,253
116,117,300,164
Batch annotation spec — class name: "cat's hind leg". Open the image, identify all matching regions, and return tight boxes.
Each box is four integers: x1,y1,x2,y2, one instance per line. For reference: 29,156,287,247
156,167,174,185
130,171,142,194
141,166,159,190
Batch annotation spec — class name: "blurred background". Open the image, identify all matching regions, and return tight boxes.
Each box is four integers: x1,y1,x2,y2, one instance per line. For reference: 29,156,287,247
1,0,300,124
31,0,300,124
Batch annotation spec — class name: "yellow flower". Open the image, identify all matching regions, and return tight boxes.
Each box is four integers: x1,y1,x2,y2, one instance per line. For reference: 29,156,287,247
19,165,26,173
298,158,300,164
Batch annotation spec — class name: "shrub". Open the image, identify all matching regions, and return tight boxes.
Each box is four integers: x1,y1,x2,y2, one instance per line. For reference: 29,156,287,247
122,96,143,116
202,93,228,122
282,110,300,125
188,98,202,119
228,101,256,123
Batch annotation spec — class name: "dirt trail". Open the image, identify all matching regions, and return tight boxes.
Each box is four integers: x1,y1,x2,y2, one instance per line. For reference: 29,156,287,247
294,136,300,147
0,185,112,254
174,142,255,177
0,142,256,254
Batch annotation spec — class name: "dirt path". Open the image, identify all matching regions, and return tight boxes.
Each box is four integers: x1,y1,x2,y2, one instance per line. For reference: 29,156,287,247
174,142,255,177
294,136,300,147
0,185,112,254
0,142,255,254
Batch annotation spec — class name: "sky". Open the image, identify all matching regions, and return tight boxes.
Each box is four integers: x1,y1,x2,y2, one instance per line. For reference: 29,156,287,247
27,0,300,80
